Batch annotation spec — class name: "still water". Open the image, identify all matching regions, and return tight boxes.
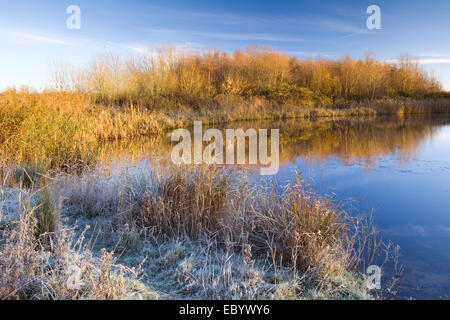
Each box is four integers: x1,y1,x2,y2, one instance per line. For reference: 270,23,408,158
111,114,450,299
254,115,450,299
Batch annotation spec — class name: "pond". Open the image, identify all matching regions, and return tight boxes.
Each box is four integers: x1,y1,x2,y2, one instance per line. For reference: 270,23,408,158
107,113,450,299
247,115,450,299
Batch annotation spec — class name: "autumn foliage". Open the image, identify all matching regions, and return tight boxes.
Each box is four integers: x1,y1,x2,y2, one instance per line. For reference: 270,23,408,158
53,47,443,107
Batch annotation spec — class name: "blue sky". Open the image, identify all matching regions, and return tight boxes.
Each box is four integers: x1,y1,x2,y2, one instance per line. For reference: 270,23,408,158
1,0,450,90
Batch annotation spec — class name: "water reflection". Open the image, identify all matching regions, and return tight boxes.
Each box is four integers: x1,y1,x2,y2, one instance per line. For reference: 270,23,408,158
270,115,450,299
98,115,445,169
100,114,450,299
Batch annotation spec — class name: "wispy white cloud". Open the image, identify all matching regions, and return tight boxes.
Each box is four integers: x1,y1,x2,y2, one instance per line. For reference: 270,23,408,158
143,5,275,26
0,29,77,46
311,18,369,35
386,57,450,65
102,41,149,54
316,3,364,19
381,224,450,238
412,53,450,64
381,224,431,237
417,58,450,65
143,5,369,37
0,27,151,56
143,28,307,42
286,51,335,58
417,52,450,58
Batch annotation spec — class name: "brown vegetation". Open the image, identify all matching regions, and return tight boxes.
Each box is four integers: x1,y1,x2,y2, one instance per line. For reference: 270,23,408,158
60,164,384,278
61,47,443,107
1,47,449,171
0,189,148,300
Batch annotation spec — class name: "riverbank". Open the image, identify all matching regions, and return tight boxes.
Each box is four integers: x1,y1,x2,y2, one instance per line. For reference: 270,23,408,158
0,163,387,300
1,89,450,172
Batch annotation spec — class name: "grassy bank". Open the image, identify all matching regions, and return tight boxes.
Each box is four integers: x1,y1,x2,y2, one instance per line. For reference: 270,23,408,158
1,46,450,170
1,88,450,172
0,163,394,300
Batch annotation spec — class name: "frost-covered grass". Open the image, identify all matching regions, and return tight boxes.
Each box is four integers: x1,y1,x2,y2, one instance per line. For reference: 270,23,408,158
1,162,381,300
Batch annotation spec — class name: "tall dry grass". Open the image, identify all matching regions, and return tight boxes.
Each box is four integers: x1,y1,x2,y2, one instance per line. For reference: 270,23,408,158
59,164,383,280
1,163,391,299
138,167,232,239
0,185,151,300
0,88,167,170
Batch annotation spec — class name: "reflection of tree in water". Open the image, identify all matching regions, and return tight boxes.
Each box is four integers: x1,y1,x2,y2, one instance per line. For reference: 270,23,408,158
276,115,446,170
94,114,450,171
95,136,168,164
